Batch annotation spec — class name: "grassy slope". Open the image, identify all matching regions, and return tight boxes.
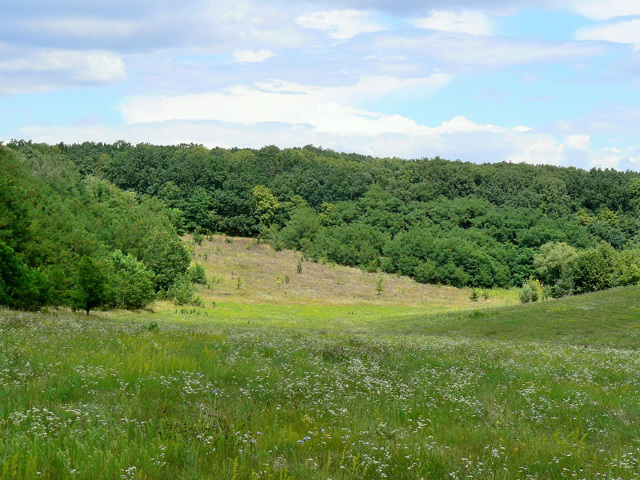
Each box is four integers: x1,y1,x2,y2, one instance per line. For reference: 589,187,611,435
383,284,640,348
2,238,640,479
187,235,517,308
123,234,517,333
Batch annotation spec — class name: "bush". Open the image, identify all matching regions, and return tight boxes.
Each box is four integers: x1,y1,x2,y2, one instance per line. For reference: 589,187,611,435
109,250,156,309
519,283,534,303
551,272,574,298
168,275,195,305
572,242,617,293
192,231,204,245
188,263,207,285
519,277,546,303
146,321,160,332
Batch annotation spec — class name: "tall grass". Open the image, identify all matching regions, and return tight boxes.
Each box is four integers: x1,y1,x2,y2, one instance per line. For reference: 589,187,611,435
2,286,640,479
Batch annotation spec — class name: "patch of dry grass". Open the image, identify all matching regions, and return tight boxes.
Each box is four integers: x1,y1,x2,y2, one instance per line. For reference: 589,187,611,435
187,235,517,308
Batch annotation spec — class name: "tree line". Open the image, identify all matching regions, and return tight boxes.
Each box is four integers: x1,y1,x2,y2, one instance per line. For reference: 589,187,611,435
6,140,640,299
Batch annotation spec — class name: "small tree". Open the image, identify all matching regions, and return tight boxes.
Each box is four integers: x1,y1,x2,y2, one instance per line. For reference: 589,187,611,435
168,274,195,305
187,263,207,285
519,277,545,303
534,242,578,288
109,250,156,309
518,283,534,303
376,276,384,296
71,256,109,315
572,241,617,293
192,230,204,246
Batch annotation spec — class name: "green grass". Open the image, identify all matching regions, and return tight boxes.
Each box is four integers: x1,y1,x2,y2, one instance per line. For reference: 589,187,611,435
382,285,640,349
2,285,640,479
112,301,455,333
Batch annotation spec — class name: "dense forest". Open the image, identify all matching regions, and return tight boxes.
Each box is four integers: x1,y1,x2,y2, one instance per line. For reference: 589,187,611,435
4,140,640,307
0,144,192,312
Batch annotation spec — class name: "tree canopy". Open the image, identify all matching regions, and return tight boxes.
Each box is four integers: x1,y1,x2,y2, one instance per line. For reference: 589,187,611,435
6,140,640,296
0,143,189,311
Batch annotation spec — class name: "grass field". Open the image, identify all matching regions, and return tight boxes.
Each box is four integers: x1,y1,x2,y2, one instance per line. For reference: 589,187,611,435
2,237,640,479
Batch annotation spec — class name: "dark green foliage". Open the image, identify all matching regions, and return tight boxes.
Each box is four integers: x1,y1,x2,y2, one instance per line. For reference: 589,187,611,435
167,274,196,305
7,140,640,292
572,242,618,293
140,230,190,291
187,263,207,285
71,256,110,315
314,223,387,271
108,250,156,309
0,144,188,311
277,207,322,252
0,241,51,310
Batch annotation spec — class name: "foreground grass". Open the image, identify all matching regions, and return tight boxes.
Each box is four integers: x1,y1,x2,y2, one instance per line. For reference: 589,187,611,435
2,287,640,479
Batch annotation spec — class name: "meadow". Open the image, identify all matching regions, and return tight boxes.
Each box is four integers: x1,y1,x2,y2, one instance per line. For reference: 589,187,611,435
2,237,640,479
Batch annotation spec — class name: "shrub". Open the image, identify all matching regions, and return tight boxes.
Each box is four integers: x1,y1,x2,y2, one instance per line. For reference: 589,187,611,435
192,231,204,245
109,250,156,309
551,272,574,298
188,263,207,285
168,275,195,305
519,283,534,303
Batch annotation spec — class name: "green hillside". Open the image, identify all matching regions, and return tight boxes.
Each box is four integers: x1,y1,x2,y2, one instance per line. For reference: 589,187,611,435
3,141,640,478
0,144,189,312
8,141,640,297
386,285,640,348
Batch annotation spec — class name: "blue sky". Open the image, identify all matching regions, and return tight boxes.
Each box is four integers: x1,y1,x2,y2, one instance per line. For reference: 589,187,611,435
1,0,640,170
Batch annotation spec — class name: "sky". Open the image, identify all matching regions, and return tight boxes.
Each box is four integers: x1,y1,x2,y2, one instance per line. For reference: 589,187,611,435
1,0,640,170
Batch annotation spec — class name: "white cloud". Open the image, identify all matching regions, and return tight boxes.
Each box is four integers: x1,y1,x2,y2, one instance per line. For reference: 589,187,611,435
367,31,606,73
1,1,303,54
563,134,590,150
121,75,452,136
570,0,640,20
413,10,492,36
0,45,126,94
506,135,565,166
296,9,385,39
113,76,640,169
435,115,503,134
233,50,274,63
575,19,640,50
